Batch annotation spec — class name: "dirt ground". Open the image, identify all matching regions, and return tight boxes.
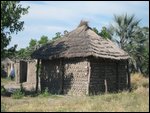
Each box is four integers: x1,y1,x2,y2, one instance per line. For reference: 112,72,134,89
2,79,37,93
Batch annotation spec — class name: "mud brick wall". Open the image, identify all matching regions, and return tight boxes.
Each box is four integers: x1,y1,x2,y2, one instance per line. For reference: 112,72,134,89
15,61,20,84
90,59,105,94
40,57,127,95
63,58,89,95
40,59,62,94
90,58,127,94
27,61,36,84
15,60,37,84
118,60,127,90
15,61,27,83
104,60,117,92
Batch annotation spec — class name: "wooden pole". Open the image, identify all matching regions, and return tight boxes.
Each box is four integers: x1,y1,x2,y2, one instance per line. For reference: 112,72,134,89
104,79,107,94
36,59,40,93
104,60,107,94
86,60,91,95
127,60,131,92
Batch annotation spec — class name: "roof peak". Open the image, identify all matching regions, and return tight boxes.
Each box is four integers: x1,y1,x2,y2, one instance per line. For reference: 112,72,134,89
77,20,89,28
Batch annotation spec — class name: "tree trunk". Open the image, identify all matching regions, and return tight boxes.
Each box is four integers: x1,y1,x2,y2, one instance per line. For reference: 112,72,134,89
36,59,40,93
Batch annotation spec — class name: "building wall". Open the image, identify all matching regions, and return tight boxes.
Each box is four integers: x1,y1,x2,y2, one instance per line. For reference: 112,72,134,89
27,61,37,84
118,60,127,90
63,58,89,95
90,58,127,94
90,59,105,94
40,58,127,95
40,58,89,95
15,60,36,84
40,59,62,94
14,61,20,83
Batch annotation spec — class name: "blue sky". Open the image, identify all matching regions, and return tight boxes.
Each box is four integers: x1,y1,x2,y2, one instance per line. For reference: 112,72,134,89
8,1,149,50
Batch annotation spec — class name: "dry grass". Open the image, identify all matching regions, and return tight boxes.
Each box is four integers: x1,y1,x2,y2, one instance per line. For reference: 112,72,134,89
1,73,149,112
131,73,149,89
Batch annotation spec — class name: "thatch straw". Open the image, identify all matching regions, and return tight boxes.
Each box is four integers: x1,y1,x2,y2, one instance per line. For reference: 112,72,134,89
78,20,89,27
31,21,129,60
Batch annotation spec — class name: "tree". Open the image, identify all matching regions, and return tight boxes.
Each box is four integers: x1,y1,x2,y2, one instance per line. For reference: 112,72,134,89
108,13,149,75
111,14,140,49
92,27,112,39
52,32,62,41
29,39,37,48
1,1,29,58
126,27,149,75
15,48,28,59
38,35,48,45
92,27,100,35
99,27,112,39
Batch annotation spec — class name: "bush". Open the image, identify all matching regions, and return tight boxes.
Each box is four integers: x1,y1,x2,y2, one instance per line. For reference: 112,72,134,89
1,85,6,95
11,84,26,99
12,89,25,99
42,88,49,97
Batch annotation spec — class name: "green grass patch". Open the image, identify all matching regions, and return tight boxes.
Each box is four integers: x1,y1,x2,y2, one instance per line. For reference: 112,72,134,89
11,89,25,99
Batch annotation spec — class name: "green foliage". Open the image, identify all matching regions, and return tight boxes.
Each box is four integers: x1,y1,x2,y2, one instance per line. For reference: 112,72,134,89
92,27,100,35
12,89,25,99
1,1,29,58
41,87,49,97
92,27,112,39
20,83,25,92
52,32,62,41
11,84,25,99
1,85,6,95
38,35,48,45
125,27,149,75
112,13,140,49
29,39,37,48
99,27,112,39
15,48,29,59
106,13,149,76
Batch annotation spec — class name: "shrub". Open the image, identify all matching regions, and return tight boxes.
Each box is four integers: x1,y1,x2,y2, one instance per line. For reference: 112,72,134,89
1,85,6,95
42,87,49,97
11,84,26,99
12,89,25,99
20,83,26,92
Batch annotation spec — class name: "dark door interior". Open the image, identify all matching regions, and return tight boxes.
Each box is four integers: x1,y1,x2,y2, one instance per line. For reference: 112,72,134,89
20,61,27,83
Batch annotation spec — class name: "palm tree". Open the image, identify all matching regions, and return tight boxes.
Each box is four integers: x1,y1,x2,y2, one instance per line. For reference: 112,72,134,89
110,14,149,75
111,14,141,50
123,26,149,74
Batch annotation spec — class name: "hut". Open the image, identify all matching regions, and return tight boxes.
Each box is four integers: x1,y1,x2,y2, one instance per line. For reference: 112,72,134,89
31,21,130,95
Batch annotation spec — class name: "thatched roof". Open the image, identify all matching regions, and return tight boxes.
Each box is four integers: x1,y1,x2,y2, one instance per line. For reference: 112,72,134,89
1,58,14,64
31,21,129,60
